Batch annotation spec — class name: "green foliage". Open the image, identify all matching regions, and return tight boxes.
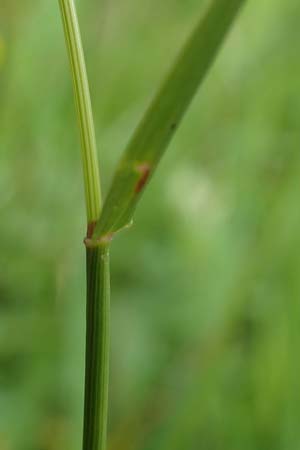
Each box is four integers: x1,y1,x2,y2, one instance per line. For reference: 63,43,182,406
59,1,245,449
93,0,245,240
1,1,300,450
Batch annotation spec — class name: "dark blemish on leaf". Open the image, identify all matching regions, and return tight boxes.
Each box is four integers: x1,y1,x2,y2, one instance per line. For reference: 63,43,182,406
170,122,177,131
86,221,97,239
134,163,151,194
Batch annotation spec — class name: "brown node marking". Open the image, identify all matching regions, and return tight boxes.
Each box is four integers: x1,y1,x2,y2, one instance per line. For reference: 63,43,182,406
84,237,97,248
84,228,114,248
84,232,114,248
134,163,151,194
86,221,97,239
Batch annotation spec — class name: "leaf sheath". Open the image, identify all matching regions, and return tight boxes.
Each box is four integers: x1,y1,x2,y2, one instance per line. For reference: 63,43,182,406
83,246,110,450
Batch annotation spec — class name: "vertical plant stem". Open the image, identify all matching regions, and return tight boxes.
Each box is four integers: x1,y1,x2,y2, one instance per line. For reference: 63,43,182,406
58,2,110,449
59,0,102,223
84,245,110,450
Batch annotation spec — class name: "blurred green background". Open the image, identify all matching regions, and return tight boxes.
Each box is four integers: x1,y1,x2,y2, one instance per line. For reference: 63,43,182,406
1,0,300,449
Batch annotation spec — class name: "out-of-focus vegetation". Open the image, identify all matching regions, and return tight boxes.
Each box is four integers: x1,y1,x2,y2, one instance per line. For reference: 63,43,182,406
1,0,300,449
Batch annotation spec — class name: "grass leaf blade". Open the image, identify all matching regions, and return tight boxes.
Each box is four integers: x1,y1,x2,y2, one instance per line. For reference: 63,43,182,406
93,0,246,241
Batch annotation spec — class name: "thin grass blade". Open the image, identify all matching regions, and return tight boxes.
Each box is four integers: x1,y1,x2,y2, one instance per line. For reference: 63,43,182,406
93,0,246,242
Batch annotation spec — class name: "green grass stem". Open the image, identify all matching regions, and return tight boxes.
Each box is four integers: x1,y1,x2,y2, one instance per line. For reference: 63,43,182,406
58,2,109,450
59,0,102,224
83,245,110,450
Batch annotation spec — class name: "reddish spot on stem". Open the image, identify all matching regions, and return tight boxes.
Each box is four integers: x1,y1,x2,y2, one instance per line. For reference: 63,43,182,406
86,221,97,239
134,163,151,194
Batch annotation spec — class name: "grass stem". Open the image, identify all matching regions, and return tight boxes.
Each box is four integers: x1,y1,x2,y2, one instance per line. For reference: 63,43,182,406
59,0,102,223
83,245,110,450
58,2,109,449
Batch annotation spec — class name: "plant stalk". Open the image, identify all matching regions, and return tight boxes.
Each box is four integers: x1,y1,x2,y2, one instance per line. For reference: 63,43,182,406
84,245,110,450
59,0,102,223
58,2,110,449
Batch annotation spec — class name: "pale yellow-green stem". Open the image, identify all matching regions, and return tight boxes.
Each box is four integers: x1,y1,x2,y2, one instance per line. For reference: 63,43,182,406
59,0,101,224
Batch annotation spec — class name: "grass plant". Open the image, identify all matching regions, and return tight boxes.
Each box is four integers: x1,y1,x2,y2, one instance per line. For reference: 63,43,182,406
58,0,246,449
